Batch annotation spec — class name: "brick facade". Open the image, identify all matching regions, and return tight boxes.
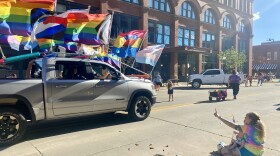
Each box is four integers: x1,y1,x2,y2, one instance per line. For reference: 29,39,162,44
253,42,280,77
57,0,254,81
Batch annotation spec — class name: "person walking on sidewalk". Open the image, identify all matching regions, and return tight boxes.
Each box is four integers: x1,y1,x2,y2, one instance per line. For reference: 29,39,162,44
257,72,264,86
154,72,162,91
167,80,174,101
228,70,241,99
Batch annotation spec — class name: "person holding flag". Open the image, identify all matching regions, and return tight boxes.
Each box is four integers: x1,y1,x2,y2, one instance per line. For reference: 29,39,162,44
214,109,266,156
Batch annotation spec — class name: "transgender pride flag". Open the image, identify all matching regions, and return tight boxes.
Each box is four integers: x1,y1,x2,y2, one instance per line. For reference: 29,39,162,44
135,44,165,66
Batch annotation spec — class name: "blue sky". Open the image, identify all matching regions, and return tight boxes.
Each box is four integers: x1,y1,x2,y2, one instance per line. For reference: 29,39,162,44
253,1,280,45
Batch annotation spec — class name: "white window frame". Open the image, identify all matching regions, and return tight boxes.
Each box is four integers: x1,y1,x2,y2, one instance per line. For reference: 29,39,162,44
267,52,271,60
274,52,277,60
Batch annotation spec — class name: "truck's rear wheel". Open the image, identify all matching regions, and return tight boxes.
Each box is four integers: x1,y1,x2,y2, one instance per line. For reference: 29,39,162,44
129,96,151,121
0,108,27,146
192,80,201,89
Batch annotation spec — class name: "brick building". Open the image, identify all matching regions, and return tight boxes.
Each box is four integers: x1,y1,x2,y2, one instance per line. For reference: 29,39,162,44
1,0,254,80
253,41,280,78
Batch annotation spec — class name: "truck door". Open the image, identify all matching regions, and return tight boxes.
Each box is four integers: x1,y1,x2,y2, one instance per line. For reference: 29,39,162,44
203,70,221,84
90,63,129,112
50,61,95,116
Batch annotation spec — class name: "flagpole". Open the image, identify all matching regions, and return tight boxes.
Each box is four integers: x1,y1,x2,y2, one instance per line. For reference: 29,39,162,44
54,0,57,12
131,31,147,67
87,5,91,13
0,46,6,59
120,61,149,75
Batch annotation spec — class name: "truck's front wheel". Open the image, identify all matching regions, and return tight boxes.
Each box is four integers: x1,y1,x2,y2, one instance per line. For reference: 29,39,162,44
129,96,151,121
192,80,201,89
0,108,27,146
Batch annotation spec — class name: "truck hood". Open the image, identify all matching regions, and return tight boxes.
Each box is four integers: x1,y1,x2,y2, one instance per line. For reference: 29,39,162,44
128,77,152,83
190,74,200,77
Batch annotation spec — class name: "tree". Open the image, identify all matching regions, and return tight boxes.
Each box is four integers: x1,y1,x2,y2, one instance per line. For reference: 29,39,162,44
218,47,247,72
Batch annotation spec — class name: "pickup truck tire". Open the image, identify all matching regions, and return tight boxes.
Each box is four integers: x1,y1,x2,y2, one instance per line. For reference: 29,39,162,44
129,96,151,121
192,80,201,89
0,108,27,146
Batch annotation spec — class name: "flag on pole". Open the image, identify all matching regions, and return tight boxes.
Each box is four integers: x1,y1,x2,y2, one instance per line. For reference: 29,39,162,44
7,0,56,36
95,52,121,69
112,30,146,58
64,13,110,45
0,0,55,51
135,44,165,66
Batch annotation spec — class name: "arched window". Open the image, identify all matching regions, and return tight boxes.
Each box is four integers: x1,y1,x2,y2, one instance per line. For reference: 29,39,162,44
179,2,196,19
239,20,246,32
204,9,216,25
223,15,232,29
149,0,171,13
122,0,140,4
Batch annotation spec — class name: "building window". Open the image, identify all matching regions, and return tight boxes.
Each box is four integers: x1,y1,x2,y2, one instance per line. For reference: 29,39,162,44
240,0,249,13
267,52,271,60
274,52,277,60
239,20,246,32
178,27,195,47
148,21,170,45
202,32,216,50
224,0,231,6
238,39,247,53
122,0,140,4
204,9,216,25
179,2,196,19
149,0,171,13
56,4,67,13
223,15,232,29
57,1,99,13
222,36,233,51
110,13,139,38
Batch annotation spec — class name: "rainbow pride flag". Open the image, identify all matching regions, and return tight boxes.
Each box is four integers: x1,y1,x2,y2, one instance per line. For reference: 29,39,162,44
0,0,55,51
7,0,55,36
32,10,111,52
112,30,147,58
64,13,111,45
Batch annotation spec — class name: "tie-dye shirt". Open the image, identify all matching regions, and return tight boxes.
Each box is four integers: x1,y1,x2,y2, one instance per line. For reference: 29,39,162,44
241,125,264,156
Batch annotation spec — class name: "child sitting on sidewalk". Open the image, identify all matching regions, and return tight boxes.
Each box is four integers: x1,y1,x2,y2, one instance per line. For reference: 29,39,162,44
167,80,174,101
229,131,245,151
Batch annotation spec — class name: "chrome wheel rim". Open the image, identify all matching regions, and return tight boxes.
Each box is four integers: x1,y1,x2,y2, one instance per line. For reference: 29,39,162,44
0,115,19,140
193,82,200,88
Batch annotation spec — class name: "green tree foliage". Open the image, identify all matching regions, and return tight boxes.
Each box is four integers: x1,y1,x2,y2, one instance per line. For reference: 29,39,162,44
218,47,247,71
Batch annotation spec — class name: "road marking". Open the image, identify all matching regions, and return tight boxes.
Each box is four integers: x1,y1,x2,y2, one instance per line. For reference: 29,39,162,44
152,103,193,112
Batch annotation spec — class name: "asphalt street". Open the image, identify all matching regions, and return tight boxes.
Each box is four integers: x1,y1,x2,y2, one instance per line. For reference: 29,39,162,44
1,81,280,156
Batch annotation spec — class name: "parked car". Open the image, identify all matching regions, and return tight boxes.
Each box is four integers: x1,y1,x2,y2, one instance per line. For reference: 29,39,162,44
0,57,156,146
188,69,245,89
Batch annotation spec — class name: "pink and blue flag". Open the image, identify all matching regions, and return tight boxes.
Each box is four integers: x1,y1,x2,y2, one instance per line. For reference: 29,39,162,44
135,44,164,66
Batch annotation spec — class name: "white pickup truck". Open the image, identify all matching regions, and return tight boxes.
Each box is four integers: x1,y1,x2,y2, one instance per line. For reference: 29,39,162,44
188,69,245,88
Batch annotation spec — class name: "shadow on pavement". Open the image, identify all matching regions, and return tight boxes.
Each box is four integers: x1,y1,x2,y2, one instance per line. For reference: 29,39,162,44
174,87,229,91
273,104,280,111
22,113,135,143
210,151,221,156
194,99,235,104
